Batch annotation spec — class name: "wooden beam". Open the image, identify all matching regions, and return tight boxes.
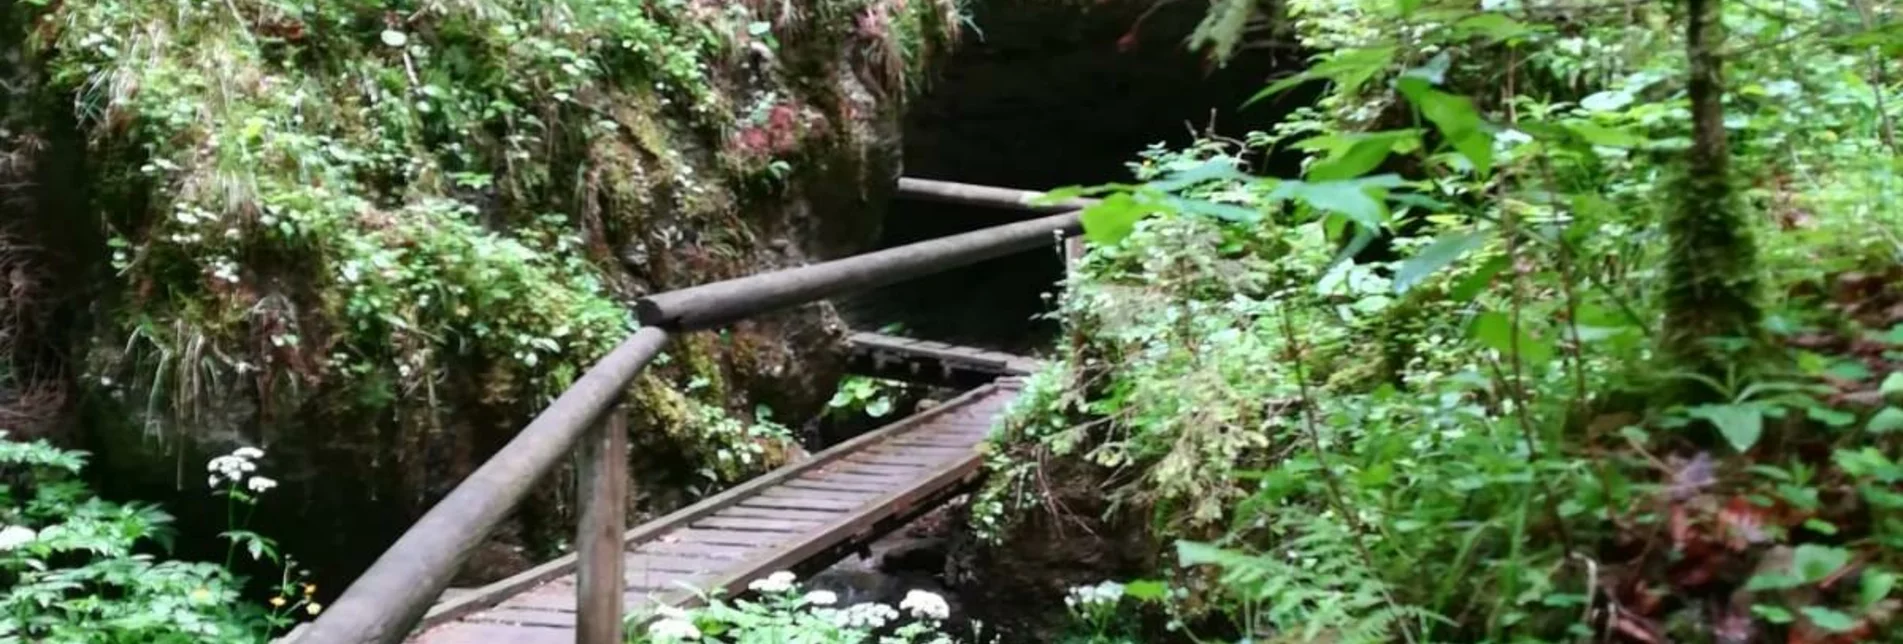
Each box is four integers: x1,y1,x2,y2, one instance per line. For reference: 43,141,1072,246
575,406,628,644
637,211,1081,331
895,177,1100,213
294,327,670,644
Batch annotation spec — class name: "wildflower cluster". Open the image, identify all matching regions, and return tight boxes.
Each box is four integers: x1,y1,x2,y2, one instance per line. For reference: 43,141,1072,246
208,446,277,493
632,570,965,643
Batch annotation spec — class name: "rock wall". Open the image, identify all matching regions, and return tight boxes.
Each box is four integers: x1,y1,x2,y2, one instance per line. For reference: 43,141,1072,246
0,0,960,590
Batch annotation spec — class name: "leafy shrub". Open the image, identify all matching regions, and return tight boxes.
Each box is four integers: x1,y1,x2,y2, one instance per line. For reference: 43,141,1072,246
0,435,307,642
628,570,969,644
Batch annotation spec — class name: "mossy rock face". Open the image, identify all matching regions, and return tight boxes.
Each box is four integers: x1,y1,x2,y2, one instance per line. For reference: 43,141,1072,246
2,0,960,587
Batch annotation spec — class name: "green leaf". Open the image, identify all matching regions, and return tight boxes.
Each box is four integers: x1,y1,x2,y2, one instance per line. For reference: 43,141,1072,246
1078,193,1151,245
1881,372,1903,397
1861,569,1897,609
1454,13,1530,42
1793,544,1851,582
1167,196,1261,223
1688,403,1764,452
1449,255,1508,301
1803,518,1839,535
1752,604,1794,624
1395,230,1486,293
1308,135,1400,181
1565,121,1643,148
1273,179,1400,232
1398,77,1492,175
1147,158,1247,192
1123,579,1168,601
865,397,892,418
1469,310,1552,364
1870,407,1903,434
1800,606,1858,633
1246,46,1396,107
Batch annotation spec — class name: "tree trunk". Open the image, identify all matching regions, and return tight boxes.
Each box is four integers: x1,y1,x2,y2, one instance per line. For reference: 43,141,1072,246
1664,0,1760,390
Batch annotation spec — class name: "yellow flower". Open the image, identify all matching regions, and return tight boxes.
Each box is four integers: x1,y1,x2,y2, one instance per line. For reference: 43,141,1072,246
269,596,287,607
306,602,324,616
189,588,211,602
302,583,317,596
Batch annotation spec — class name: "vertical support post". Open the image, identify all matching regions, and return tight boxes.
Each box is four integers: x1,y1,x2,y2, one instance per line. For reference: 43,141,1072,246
575,403,628,644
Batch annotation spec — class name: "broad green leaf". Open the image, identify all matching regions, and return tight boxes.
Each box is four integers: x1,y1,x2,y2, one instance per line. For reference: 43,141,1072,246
1395,230,1487,293
1246,46,1397,107
1308,134,1404,181
1565,121,1643,148
865,397,892,417
1123,580,1168,601
1752,604,1794,623
1688,403,1763,452
1799,606,1858,633
1147,158,1248,192
1469,310,1552,363
1398,77,1492,175
1793,544,1851,582
1454,13,1530,42
1078,193,1150,245
1449,255,1508,301
1881,372,1903,397
1168,196,1261,223
1870,407,1903,434
1271,180,1392,232
1861,569,1897,609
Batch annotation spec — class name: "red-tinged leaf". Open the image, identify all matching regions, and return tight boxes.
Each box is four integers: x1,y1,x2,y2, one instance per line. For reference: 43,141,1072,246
1670,504,1694,550
1614,612,1663,643
1720,497,1772,551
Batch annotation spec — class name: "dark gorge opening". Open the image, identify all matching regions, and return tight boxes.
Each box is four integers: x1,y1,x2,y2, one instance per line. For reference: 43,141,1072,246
842,0,1315,353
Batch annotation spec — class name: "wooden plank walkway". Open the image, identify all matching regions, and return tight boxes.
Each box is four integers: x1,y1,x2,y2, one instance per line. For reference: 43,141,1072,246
405,379,1024,644
847,332,1042,386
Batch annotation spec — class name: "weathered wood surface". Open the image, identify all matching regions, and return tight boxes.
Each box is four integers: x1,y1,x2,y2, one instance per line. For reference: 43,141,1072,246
406,379,1024,644
846,332,1043,387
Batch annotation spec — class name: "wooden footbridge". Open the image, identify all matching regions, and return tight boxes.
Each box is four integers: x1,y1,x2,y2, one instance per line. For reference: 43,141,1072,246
291,178,1093,644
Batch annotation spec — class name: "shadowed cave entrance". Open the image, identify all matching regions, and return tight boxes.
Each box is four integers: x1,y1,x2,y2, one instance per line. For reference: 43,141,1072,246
841,0,1315,353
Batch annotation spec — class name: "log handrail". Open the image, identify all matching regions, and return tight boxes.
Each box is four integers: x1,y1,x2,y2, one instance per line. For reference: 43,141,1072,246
293,178,1085,644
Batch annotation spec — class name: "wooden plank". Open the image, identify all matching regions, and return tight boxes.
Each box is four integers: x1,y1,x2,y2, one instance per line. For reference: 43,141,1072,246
470,607,575,628
575,406,628,644
659,529,787,547
845,453,944,467
745,493,870,511
827,462,929,477
720,505,847,521
690,516,824,532
624,553,729,574
411,620,573,644
635,541,758,560
757,484,880,498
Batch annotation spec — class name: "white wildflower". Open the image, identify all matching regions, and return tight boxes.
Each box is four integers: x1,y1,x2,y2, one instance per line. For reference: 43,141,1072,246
802,590,837,606
247,477,278,493
0,525,35,551
832,602,898,629
234,447,264,460
646,617,701,641
900,590,949,621
209,475,222,487
747,570,796,594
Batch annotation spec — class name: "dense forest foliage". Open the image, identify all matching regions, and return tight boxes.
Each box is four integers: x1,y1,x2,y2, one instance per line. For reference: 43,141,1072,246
3,0,1901,642
969,0,1903,642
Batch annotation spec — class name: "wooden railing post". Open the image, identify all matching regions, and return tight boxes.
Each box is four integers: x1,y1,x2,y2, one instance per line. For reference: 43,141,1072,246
575,403,629,643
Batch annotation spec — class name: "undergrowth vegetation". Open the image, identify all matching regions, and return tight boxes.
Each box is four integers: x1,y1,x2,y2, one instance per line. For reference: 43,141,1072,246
975,0,1903,641
0,436,311,642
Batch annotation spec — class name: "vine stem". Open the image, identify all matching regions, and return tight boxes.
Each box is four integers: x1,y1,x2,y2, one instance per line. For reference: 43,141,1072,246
1275,302,1419,644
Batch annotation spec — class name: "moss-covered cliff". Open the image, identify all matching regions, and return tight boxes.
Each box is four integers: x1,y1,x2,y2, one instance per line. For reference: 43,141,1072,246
0,0,960,587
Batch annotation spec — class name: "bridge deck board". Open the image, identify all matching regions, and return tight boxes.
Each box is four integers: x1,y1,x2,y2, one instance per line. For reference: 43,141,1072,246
845,331,1043,379
407,378,1024,644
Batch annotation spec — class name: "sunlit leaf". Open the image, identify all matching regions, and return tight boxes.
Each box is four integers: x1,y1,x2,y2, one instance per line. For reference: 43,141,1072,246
1870,407,1903,434
1246,46,1397,107
1395,230,1486,293
1793,544,1851,582
1565,121,1643,148
1799,606,1858,633
1862,569,1897,609
1689,403,1764,452
1078,193,1152,245
1123,579,1169,601
1398,77,1492,175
